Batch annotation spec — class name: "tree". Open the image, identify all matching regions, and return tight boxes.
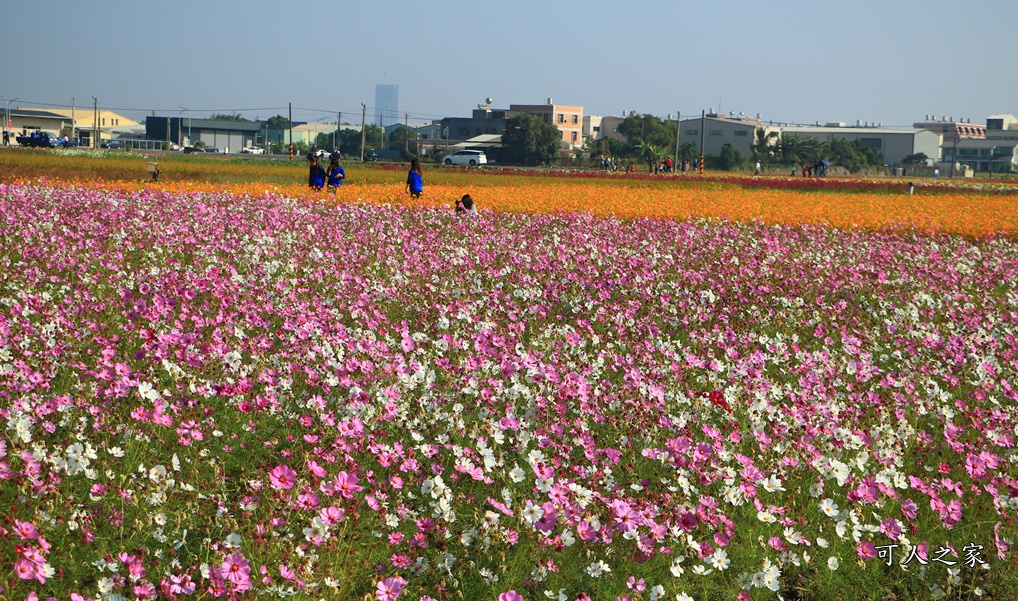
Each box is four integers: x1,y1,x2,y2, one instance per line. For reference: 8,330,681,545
615,113,675,155
678,142,700,162
210,114,252,122
390,125,418,154
901,152,929,165
752,127,779,163
828,138,884,173
717,143,746,171
774,134,824,166
266,115,290,130
501,113,561,165
337,129,360,155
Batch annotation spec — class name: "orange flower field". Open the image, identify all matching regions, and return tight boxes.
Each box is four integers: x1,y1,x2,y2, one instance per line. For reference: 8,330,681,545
68,178,1018,238
1,150,1015,237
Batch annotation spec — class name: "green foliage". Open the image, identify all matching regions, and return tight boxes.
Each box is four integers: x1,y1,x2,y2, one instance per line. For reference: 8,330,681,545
774,134,825,166
265,115,291,130
901,152,929,165
615,113,676,156
828,138,884,173
210,113,252,122
502,113,562,165
752,127,779,163
717,143,746,170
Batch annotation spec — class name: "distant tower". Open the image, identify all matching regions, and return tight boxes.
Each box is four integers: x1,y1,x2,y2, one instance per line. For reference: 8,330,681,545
375,84,399,127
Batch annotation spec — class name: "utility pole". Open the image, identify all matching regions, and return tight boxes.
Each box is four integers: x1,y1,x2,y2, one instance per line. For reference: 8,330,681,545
336,111,341,152
674,111,680,169
699,109,706,175
360,103,366,162
404,112,409,156
71,97,76,145
93,97,99,149
288,102,294,160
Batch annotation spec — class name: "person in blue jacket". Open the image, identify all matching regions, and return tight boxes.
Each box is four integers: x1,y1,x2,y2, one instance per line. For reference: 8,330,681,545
307,154,326,189
406,157,423,199
327,153,345,189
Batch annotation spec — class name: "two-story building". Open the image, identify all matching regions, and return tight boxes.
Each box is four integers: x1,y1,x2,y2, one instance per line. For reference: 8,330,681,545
441,100,584,150
508,100,583,149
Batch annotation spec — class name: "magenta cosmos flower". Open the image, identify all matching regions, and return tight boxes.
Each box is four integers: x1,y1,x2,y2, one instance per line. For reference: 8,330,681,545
269,465,298,489
499,591,525,601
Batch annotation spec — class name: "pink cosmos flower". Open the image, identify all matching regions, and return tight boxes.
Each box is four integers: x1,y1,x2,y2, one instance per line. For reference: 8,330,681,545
13,520,40,540
269,465,298,489
857,541,878,560
320,505,345,525
334,471,363,498
376,576,407,601
222,554,252,587
498,591,525,601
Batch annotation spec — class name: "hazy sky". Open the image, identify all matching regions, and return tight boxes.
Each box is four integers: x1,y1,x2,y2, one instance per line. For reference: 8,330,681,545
5,0,1016,128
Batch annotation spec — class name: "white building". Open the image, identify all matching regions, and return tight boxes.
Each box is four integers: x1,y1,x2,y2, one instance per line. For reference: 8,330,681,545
778,124,941,165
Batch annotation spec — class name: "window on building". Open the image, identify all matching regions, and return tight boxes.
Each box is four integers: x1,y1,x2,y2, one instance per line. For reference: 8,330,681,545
572,115,578,124
859,138,882,150
557,114,564,124
734,130,748,136
686,129,698,135
709,130,722,136
458,128,469,137
571,131,577,142
102,118,106,126
593,126,600,132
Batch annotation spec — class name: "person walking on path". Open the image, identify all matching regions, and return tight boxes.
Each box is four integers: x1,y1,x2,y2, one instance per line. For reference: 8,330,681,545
406,157,424,199
326,153,345,189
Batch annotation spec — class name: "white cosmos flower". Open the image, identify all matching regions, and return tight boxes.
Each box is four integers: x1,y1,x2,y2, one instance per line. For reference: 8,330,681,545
819,498,839,517
828,556,840,571
709,549,731,571
585,560,610,578
670,555,686,577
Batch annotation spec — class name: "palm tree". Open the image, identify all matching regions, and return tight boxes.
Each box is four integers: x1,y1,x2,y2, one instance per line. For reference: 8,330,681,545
752,127,779,163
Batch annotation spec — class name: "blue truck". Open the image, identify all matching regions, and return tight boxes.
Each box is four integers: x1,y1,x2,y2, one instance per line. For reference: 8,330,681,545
16,131,73,148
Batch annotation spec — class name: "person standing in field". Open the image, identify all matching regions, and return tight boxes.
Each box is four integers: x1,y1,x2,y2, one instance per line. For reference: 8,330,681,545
406,157,424,199
327,153,345,189
307,154,326,190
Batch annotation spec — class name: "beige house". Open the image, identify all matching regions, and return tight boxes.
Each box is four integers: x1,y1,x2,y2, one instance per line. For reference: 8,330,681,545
509,101,584,149
15,107,139,144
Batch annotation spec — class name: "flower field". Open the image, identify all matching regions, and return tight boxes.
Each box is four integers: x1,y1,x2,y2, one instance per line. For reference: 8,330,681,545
1,174,1017,601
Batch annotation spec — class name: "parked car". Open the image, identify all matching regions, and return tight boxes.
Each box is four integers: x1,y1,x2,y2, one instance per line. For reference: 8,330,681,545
241,147,265,155
442,149,487,166
100,139,121,149
203,147,219,153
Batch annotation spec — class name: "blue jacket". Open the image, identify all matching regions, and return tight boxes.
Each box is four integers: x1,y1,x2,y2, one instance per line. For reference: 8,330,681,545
308,164,326,189
328,165,345,187
406,169,423,193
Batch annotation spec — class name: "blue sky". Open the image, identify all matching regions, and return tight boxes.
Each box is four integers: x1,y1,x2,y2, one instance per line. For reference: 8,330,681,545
5,0,1016,127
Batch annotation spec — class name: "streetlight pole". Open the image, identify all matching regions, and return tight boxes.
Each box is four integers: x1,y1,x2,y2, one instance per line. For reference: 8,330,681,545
179,106,191,146
1,96,20,137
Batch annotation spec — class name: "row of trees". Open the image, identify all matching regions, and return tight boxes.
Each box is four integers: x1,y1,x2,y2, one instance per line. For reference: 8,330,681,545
752,129,885,173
